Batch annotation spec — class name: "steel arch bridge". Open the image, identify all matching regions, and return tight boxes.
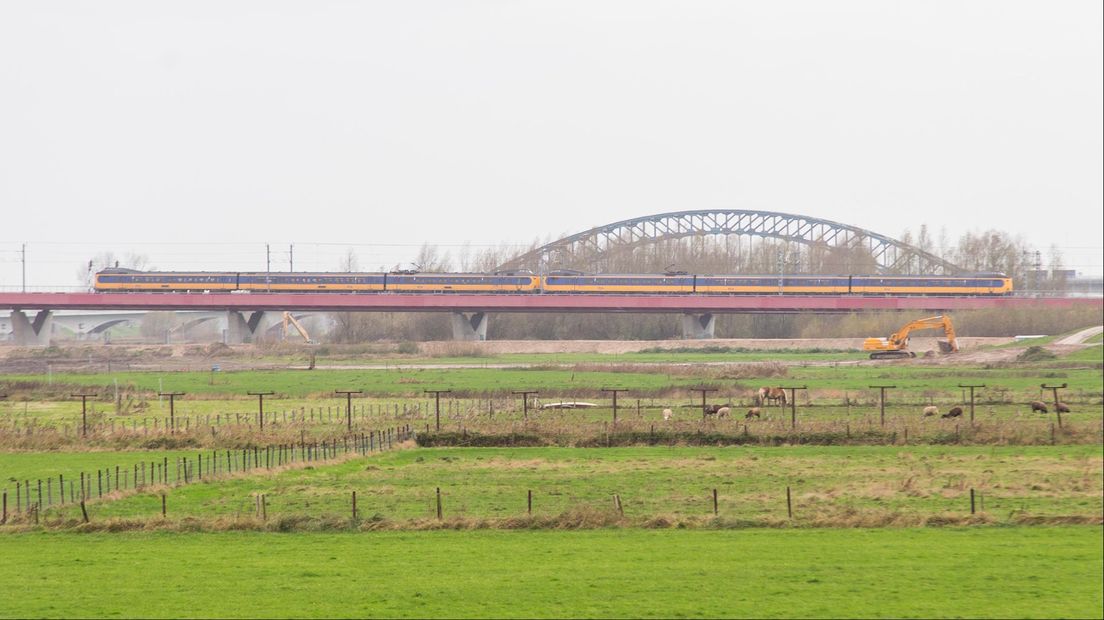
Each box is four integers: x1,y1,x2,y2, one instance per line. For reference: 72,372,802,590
497,210,962,275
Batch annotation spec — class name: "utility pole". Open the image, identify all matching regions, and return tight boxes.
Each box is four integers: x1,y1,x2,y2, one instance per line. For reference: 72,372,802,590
601,388,628,424
289,244,294,272
248,391,275,431
425,390,452,432
1041,383,1067,428
21,243,26,293
869,385,895,427
689,387,718,421
266,244,271,292
336,390,363,432
72,392,98,437
958,384,985,424
512,390,539,422
158,392,185,433
778,386,808,429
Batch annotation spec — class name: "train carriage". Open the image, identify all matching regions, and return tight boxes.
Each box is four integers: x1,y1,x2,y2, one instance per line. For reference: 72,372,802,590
694,275,850,295
237,272,386,292
94,269,239,292
542,274,694,294
384,273,540,293
849,275,1013,296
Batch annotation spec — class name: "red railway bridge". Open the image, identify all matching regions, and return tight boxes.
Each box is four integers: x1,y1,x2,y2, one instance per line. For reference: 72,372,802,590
1,291,1097,344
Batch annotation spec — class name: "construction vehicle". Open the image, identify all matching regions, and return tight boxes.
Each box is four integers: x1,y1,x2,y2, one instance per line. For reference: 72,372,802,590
863,315,958,360
281,312,316,344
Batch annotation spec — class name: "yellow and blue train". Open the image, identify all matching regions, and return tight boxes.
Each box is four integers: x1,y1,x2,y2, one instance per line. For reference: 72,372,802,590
94,269,1014,296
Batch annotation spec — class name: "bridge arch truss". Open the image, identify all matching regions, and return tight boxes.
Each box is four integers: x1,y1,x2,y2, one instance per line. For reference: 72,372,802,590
498,210,962,275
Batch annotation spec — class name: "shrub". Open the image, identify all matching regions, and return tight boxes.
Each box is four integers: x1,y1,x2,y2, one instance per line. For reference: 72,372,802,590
1018,346,1057,362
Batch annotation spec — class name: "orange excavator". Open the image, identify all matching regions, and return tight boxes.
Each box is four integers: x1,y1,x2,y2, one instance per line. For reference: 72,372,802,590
863,315,958,360
282,312,315,344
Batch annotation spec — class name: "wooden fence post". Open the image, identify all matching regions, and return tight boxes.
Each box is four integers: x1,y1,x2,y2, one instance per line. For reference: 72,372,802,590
527,490,532,515
436,487,442,520
970,488,976,515
352,491,358,522
786,486,793,519
713,489,718,515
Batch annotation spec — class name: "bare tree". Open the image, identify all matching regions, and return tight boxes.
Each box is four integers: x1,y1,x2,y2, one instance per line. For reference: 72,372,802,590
77,252,152,288
338,249,359,273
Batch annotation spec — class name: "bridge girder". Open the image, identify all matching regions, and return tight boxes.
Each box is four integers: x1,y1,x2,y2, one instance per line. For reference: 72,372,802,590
497,210,962,275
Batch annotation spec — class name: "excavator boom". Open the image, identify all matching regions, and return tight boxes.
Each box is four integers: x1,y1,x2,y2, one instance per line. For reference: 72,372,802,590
282,312,315,344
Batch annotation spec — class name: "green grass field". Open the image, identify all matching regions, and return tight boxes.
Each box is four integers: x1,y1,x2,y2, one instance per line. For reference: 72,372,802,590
0,527,1099,618
0,449,202,483
5,352,1103,399
40,445,1101,526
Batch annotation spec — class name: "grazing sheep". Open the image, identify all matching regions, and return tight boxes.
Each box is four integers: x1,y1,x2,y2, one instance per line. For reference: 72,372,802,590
942,406,963,419
745,407,761,419
1030,401,1049,414
702,403,732,417
662,408,673,421
1056,402,1071,413
922,406,939,417
716,407,731,418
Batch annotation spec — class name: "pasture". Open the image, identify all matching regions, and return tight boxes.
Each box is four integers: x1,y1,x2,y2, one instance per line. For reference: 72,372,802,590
4,356,1104,397
7,445,1100,528
1,340,1101,618
0,528,1100,618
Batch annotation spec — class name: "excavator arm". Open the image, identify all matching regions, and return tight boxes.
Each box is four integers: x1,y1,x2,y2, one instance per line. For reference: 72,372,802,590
282,312,315,344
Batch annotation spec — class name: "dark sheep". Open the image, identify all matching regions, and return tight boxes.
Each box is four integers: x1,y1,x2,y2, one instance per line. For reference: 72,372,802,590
1056,402,1071,413
1030,401,1049,414
745,407,761,419
942,406,963,419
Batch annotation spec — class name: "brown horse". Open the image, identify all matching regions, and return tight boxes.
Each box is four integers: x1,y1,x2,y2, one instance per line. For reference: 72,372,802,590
757,386,787,407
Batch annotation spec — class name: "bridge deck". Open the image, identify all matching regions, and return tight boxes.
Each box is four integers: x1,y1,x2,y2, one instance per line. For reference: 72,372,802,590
0,292,1096,313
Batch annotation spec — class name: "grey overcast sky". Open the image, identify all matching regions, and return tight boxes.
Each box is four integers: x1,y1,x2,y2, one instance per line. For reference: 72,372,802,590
1,1,1101,286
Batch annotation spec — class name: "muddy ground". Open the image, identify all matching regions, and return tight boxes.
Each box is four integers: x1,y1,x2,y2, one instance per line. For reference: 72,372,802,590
0,333,1091,374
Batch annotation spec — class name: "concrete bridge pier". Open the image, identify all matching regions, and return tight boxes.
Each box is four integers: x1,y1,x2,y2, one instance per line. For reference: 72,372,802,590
450,312,488,341
225,310,274,344
681,313,716,339
10,309,54,346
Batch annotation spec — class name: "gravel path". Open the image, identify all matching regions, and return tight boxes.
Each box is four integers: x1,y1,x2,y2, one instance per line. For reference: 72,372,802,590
1055,325,1104,345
